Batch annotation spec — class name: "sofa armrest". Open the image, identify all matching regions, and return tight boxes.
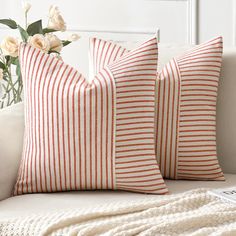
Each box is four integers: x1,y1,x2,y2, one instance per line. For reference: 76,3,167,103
0,102,24,200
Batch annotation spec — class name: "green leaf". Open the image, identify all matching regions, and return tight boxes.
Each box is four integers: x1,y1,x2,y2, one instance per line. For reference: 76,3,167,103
42,28,58,34
0,19,17,29
62,40,72,47
17,25,29,42
27,20,43,36
0,61,5,70
10,57,18,65
48,50,60,54
5,56,11,65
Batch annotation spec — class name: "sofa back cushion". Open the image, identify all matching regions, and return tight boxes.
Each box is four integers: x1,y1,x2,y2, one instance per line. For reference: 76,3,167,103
1,41,236,200
0,102,24,200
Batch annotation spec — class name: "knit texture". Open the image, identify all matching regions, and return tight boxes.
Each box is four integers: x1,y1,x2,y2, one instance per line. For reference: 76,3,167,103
1,188,236,235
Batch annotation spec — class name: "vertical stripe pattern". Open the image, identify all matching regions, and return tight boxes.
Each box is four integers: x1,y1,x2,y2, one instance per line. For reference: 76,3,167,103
14,37,167,195
89,36,224,181
14,44,116,194
156,59,180,179
89,38,128,79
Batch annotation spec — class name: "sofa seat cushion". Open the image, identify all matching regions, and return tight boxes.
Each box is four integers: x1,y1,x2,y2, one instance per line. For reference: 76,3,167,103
0,173,235,220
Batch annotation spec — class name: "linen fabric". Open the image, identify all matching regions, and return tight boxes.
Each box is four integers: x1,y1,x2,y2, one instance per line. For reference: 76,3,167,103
89,36,224,180
14,37,167,195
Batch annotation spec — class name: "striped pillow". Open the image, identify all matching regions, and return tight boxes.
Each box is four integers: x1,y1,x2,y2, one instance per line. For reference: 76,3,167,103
14,37,167,195
89,36,224,180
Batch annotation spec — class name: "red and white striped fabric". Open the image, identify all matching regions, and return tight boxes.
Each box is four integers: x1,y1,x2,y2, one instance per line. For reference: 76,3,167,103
14,37,167,195
89,36,224,180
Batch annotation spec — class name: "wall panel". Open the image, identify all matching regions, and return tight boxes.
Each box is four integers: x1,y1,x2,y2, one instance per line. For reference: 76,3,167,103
0,0,235,74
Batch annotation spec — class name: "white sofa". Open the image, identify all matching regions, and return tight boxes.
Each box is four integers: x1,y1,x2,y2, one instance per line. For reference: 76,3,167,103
0,44,236,220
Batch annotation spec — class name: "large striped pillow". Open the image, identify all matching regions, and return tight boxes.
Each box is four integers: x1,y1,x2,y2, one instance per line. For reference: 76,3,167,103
14,37,168,195
89,36,224,180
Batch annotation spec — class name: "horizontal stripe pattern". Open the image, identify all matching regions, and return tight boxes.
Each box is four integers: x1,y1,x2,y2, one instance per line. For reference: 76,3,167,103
176,36,224,180
109,38,167,194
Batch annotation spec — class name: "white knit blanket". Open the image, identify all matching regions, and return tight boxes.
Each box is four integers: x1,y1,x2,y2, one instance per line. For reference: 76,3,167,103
1,189,236,236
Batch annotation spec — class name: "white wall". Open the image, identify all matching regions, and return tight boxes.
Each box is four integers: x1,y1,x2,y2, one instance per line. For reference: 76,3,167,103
0,0,235,75
199,0,236,46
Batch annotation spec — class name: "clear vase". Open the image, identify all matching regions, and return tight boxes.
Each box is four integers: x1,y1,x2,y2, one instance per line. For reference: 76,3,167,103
0,66,23,109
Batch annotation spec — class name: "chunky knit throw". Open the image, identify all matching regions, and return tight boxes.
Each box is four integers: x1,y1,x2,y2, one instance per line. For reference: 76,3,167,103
1,189,236,236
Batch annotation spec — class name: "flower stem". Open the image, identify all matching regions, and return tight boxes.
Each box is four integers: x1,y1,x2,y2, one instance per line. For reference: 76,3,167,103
25,12,28,29
6,66,19,104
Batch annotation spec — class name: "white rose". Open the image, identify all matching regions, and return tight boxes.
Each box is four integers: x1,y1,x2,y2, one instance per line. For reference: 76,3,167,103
0,69,3,81
22,1,31,14
45,33,63,53
48,6,66,32
0,36,19,57
67,33,80,42
28,34,50,52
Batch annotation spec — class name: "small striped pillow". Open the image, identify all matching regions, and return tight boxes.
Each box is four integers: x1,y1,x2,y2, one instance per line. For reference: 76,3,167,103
14,37,167,195
89,36,224,180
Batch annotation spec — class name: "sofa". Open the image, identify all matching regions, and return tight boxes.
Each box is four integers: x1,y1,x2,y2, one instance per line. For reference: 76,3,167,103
0,44,236,221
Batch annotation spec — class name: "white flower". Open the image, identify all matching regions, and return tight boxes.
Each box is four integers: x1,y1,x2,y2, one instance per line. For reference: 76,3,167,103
0,69,3,81
22,1,31,14
51,52,62,60
48,5,60,17
48,5,66,32
0,36,19,57
67,33,80,42
28,34,50,53
45,33,63,53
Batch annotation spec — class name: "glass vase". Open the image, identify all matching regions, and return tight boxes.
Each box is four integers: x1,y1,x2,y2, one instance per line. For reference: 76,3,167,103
0,65,23,109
